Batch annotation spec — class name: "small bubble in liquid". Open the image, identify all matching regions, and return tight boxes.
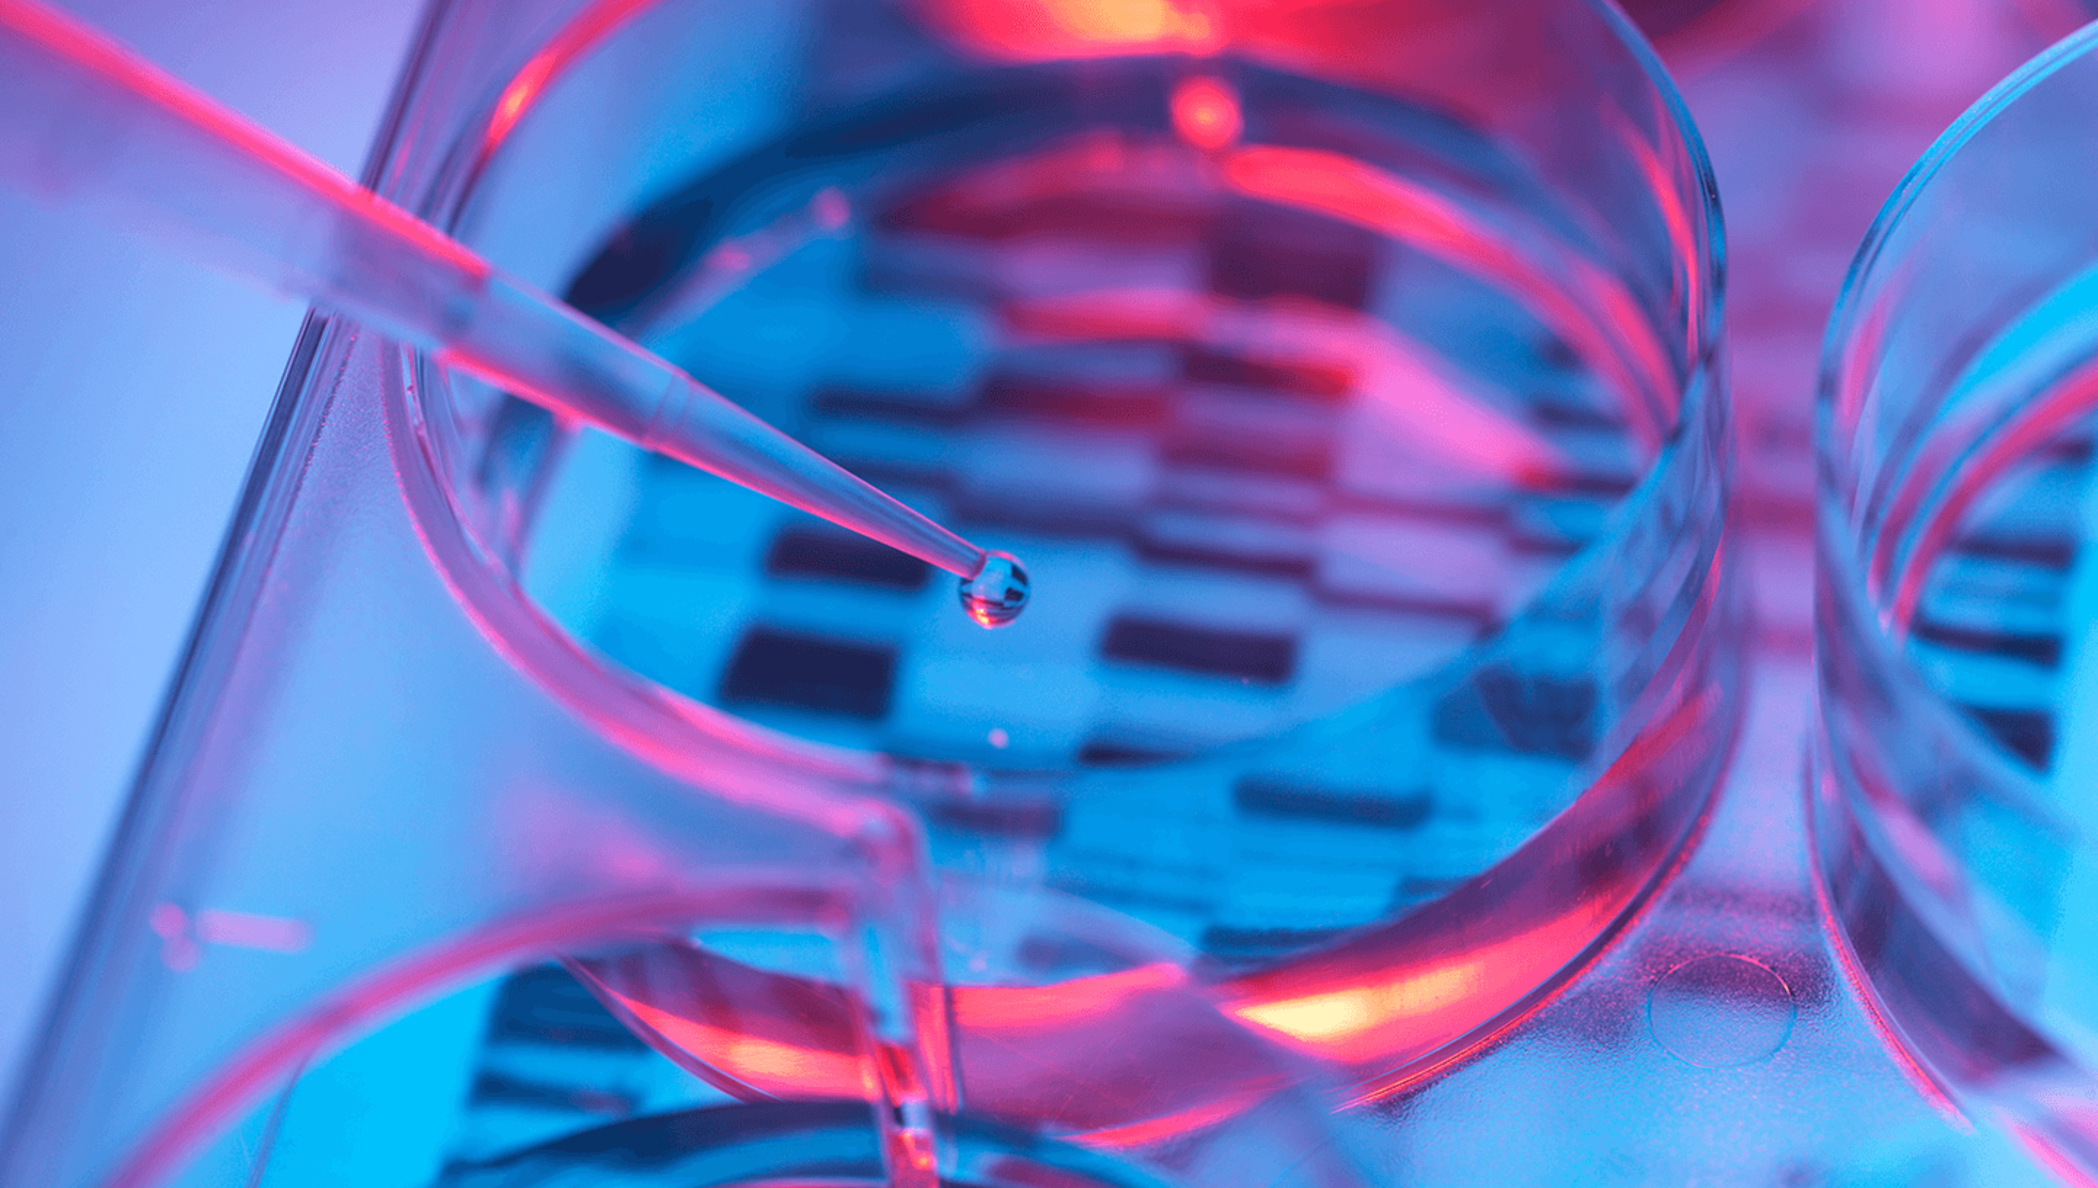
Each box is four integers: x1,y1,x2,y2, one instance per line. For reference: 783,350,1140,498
987,727,1010,748
959,551,1029,628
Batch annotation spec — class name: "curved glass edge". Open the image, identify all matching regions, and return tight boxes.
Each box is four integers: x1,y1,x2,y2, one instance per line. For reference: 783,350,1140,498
1812,21,2098,1181
0,311,938,1188
1591,0,1730,352
0,310,348,1186
1811,722,2098,1175
375,0,1740,1099
1818,21,2098,445
391,0,1733,826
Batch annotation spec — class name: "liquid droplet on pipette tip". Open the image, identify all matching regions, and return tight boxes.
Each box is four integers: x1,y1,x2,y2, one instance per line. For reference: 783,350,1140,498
959,551,1029,628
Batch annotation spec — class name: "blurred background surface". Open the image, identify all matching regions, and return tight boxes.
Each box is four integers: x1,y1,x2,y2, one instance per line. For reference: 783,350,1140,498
0,0,423,1103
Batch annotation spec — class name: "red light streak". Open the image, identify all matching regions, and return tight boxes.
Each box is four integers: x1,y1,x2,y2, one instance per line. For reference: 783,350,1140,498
1071,1083,1279,1150
1221,895,1626,1070
1223,144,1481,263
953,961,1188,1029
617,993,865,1096
531,643,1725,1125
572,948,1286,1143
926,0,1222,61
1221,143,1674,451
2008,1119,2098,1186
1883,351,2098,633
0,0,489,282
1006,286,1563,484
1221,673,1723,1092
477,0,664,165
1615,114,1706,364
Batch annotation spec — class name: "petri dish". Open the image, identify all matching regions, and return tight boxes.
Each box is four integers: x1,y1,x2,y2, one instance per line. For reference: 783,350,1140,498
401,0,1736,1103
0,1,1734,1184
1816,23,2098,1178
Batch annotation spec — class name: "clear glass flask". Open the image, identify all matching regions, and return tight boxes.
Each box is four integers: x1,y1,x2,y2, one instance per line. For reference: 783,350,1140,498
0,0,1734,1184
1817,22,2098,1179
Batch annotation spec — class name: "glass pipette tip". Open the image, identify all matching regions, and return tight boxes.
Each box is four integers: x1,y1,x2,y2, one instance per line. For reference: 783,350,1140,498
0,0,1029,625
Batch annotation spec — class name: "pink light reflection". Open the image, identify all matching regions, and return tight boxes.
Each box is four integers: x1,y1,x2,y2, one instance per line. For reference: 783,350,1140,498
1006,285,1564,485
477,0,663,165
1221,143,1673,451
1170,75,1243,151
1223,676,1723,1088
193,909,313,954
565,619,1727,1130
922,0,1223,61
1881,353,2098,634
0,0,489,282
570,945,1291,1144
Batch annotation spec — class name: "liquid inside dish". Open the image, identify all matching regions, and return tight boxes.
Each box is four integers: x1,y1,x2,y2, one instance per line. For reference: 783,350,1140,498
454,53,1699,977
517,58,1651,778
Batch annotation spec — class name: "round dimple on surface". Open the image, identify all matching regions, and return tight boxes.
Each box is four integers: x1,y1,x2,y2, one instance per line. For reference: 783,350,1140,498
1646,954,1797,1069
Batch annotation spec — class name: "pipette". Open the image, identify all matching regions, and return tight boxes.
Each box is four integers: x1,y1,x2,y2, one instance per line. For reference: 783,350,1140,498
0,0,1030,627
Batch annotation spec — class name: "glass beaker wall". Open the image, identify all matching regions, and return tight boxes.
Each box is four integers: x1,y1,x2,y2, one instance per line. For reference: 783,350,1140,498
1817,23,2098,1178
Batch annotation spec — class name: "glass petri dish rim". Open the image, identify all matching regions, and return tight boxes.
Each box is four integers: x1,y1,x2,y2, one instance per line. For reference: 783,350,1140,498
1812,19,2098,1170
375,0,1736,1095
1818,21,2098,426
91,881,855,1188
1810,27,2098,806
1813,21,2098,822
92,876,1278,1188
385,0,1729,795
